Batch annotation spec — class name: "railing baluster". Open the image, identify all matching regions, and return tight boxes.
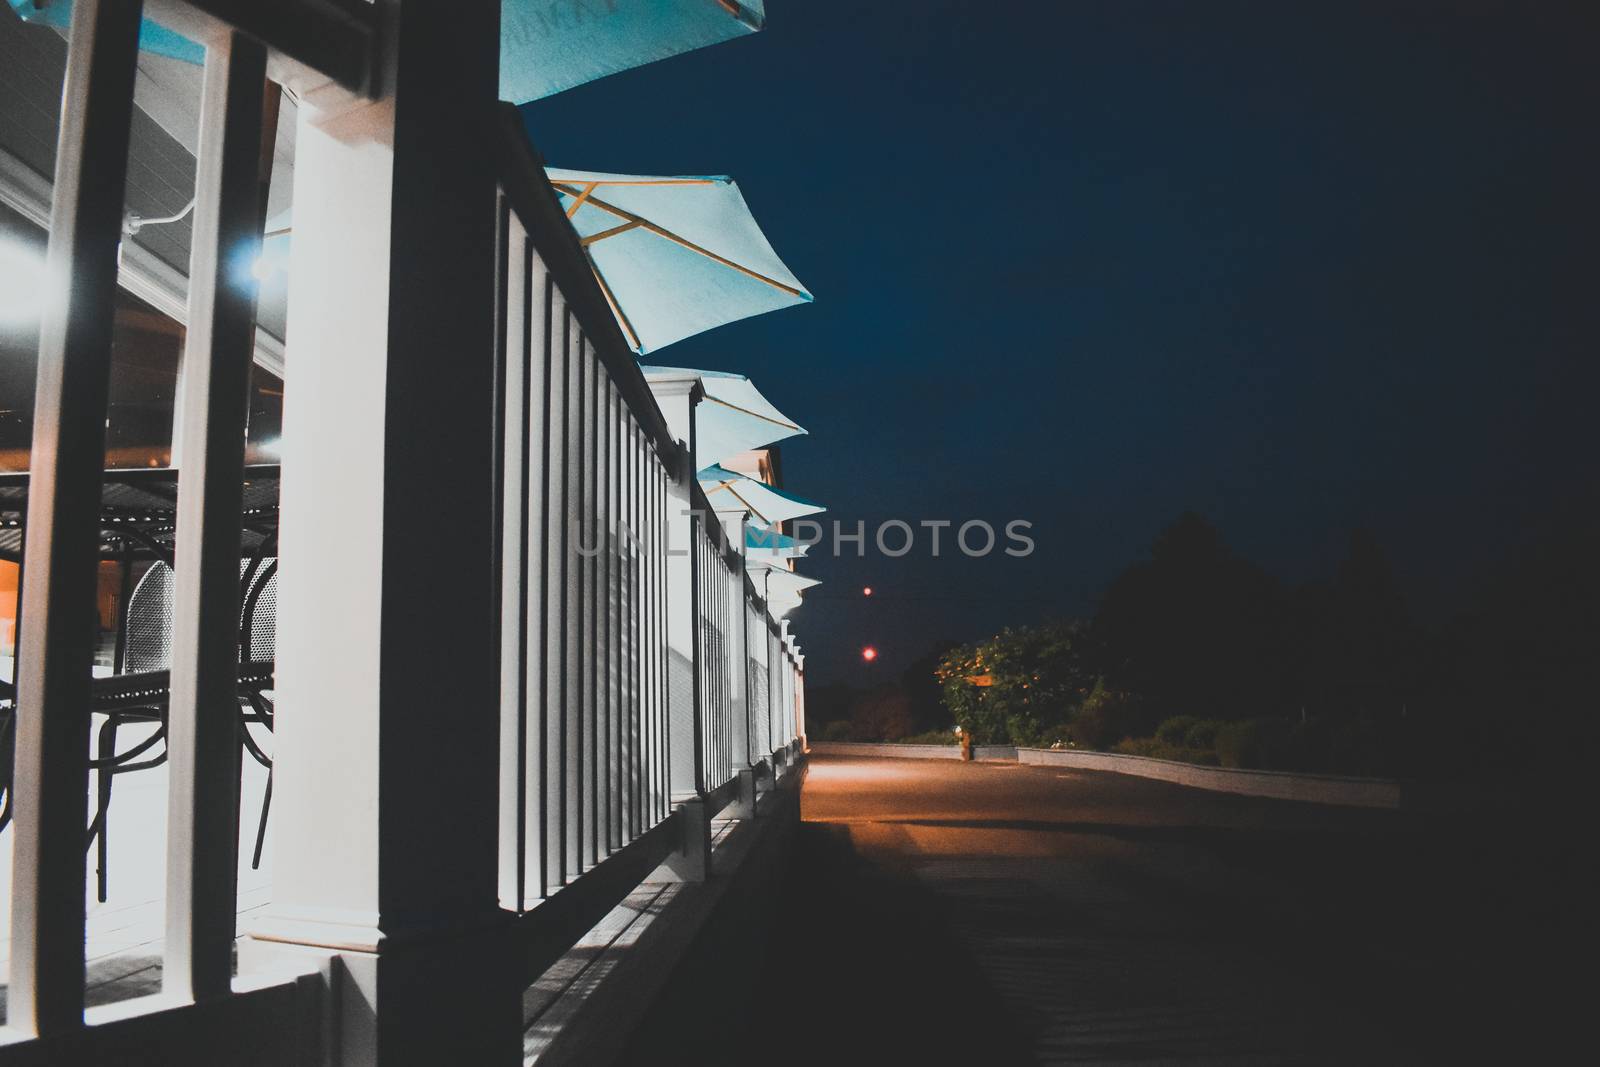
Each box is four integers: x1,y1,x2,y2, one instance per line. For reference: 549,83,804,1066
581,338,597,870
603,381,616,853
541,281,562,897
652,462,665,820
606,389,620,850
594,364,608,860
562,310,581,884
520,242,547,908
556,295,576,889
493,191,517,912
627,419,640,841
8,0,144,1036
165,29,269,1001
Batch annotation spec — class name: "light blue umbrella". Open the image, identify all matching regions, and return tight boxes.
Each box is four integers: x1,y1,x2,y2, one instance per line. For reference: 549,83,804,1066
758,566,820,597
698,465,824,524
745,527,808,563
643,367,805,467
552,170,811,354
758,567,819,619
504,0,763,103
9,1,763,103
7,0,205,62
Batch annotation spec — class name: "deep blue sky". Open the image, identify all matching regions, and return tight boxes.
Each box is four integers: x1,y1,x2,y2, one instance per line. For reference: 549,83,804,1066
523,1,1599,686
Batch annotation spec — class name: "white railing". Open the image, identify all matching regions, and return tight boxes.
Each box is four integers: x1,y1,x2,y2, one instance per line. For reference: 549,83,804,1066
0,4,804,1061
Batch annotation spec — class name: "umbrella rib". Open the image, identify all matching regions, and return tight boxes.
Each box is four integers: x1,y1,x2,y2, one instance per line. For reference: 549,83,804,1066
581,219,643,246
572,181,601,219
583,248,643,352
577,179,719,187
721,483,771,524
702,394,803,432
551,183,804,298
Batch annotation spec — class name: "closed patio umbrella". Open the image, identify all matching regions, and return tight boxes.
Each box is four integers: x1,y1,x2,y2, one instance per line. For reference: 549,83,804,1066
698,465,823,524
553,170,811,354
643,366,806,468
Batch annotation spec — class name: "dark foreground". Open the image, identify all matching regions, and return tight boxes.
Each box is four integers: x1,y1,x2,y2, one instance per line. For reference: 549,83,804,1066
631,755,1574,1065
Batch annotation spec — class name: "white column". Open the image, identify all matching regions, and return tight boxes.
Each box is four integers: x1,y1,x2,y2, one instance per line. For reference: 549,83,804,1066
720,513,752,766
240,3,518,1063
646,376,709,879
648,376,701,801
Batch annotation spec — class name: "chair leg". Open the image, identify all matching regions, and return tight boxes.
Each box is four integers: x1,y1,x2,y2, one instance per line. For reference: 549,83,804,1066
0,710,14,835
252,767,273,870
91,716,120,903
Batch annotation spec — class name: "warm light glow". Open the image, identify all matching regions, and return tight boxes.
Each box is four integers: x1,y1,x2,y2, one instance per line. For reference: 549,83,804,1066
861,646,878,662
862,586,873,596
0,238,45,325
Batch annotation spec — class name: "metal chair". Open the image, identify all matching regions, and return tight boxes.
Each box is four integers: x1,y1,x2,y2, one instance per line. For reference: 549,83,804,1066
83,556,278,901
0,676,15,836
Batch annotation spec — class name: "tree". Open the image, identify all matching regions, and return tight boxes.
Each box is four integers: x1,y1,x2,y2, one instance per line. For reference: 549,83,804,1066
937,621,1092,744
1091,512,1293,721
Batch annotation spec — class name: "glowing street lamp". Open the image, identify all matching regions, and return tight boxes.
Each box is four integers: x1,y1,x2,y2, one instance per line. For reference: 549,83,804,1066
861,646,878,663
862,586,873,597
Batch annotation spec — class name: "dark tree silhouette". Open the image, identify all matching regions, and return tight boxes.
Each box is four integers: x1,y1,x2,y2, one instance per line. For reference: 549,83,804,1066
1091,512,1293,721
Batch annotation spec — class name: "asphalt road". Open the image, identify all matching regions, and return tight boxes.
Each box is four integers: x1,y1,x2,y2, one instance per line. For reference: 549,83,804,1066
728,754,1571,1065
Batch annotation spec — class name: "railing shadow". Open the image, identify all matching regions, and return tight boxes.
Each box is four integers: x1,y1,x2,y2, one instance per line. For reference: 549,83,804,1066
619,821,1036,1065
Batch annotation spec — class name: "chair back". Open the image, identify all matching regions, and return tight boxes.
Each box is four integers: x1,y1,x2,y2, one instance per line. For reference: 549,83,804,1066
124,562,176,673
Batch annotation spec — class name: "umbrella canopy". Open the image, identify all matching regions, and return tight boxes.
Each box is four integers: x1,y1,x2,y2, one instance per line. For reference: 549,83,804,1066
643,367,805,467
11,1,765,101
745,527,808,562
504,0,764,103
749,560,813,619
758,567,820,597
552,170,811,354
698,465,823,524
8,0,204,62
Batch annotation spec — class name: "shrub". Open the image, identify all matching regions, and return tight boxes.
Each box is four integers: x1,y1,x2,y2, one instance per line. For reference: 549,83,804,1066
1155,715,1200,746
1114,736,1172,759
1067,680,1149,749
1113,736,1220,766
1184,718,1225,751
817,720,856,743
1214,717,1295,769
896,729,959,746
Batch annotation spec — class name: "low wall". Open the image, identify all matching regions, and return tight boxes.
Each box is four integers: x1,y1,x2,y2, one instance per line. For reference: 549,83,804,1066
809,741,962,760
806,741,1402,809
808,741,1021,762
1016,748,1402,809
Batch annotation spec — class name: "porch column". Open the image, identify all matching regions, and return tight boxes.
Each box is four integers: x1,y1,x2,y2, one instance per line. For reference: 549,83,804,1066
649,375,702,801
720,512,757,816
795,655,807,749
240,2,518,1063
723,514,752,770
646,375,711,878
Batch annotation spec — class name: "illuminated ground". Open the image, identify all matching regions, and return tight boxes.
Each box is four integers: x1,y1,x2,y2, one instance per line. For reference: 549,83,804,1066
678,753,1563,1065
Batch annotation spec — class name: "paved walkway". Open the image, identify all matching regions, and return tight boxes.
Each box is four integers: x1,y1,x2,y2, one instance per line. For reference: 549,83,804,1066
725,754,1563,1065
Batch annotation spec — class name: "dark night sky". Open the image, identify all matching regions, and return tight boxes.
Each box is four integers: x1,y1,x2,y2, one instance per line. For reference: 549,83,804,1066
523,1,1599,686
